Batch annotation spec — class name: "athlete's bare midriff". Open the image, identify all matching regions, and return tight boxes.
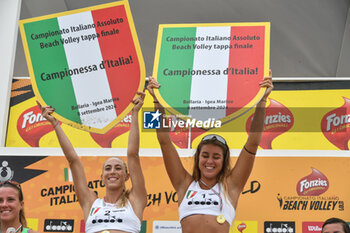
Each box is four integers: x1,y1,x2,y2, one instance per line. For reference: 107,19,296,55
181,214,230,233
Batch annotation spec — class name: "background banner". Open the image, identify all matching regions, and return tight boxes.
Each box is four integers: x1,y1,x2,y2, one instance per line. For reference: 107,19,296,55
4,79,350,233
0,155,348,233
18,1,145,134
6,79,350,150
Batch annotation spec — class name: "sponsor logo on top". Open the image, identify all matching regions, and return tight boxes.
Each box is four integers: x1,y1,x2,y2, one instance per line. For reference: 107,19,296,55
245,98,294,149
321,97,350,150
17,106,57,147
44,219,74,232
277,168,345,211
0,161,14,182
231,221,258,233
264,221,295,233
296,168,329,196
237,222,247,232
153,221,182,233
302,222,323,233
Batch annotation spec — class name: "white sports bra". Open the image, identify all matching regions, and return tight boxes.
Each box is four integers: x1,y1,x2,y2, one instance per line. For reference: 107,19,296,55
179,181,235,225
85,198,141,233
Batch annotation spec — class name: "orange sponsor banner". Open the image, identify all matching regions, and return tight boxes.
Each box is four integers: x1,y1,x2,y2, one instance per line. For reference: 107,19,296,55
0,155,349,232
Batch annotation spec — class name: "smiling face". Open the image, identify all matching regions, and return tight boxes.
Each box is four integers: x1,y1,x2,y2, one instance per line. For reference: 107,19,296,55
322,223,346,233
102,157,129,190
0,187,23,223
192,138,231,184
198,144,224,183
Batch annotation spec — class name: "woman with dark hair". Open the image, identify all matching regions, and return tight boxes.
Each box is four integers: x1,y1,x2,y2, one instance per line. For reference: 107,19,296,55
38,92,147,233
322,217,350,233
0,180,39,233
147,72,273,233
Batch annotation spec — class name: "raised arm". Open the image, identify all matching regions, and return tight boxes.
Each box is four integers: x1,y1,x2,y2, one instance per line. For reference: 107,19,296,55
37,101,96,214
228,71,273,204
127,92,147,216
147,77,192,195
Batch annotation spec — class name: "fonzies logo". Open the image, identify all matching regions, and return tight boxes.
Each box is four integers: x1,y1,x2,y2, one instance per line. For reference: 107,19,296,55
277,168,343,211
296,168,329,196
246,98,294,149
17,106,59,147
321,97,350,150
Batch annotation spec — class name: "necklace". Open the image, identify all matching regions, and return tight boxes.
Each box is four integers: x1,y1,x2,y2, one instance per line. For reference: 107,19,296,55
199,180,225,224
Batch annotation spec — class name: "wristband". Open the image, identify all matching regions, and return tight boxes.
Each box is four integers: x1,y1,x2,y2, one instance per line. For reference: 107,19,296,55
244,146,256,155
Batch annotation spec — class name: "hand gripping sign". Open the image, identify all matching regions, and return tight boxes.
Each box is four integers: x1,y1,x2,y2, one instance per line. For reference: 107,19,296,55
152,22,270,126
19,1,145,134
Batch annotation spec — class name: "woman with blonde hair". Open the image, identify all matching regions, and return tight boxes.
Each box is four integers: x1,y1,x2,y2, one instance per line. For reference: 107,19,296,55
38,92,147,233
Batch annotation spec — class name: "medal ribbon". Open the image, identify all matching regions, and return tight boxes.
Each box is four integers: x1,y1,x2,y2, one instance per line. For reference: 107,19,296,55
199,179,222,212
0,225,23,233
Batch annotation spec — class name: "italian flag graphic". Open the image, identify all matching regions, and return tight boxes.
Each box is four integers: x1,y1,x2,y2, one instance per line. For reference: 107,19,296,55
154,23,269,122
64,168,73,182
19,1,144,133
186,190,197,199
90,207,101,216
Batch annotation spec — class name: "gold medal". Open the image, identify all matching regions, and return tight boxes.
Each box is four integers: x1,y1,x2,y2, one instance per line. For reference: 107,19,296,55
217,214,225,224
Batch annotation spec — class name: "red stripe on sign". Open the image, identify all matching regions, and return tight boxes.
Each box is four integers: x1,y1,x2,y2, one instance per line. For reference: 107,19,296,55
92,5,140,115
226,26,265,115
